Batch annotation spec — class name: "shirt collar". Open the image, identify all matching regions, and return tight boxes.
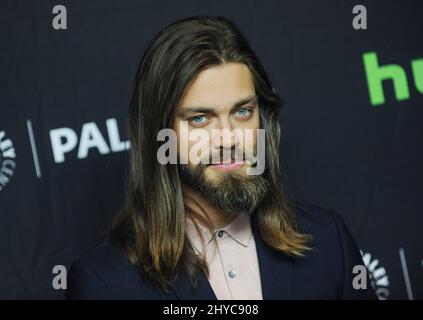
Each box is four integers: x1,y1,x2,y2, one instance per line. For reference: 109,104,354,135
185,213,253,255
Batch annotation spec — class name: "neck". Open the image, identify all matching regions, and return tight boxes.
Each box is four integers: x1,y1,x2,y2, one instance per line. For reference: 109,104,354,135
182,184,238,230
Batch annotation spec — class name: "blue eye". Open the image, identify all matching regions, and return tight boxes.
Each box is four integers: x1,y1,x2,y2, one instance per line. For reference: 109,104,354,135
190,115,207,125
236,108,251,117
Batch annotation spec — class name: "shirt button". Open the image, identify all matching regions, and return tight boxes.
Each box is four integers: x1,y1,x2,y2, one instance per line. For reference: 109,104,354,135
217,230,224,238
228,270,237,278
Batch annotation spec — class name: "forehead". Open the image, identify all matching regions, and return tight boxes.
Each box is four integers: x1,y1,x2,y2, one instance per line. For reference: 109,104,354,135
178,62,255,111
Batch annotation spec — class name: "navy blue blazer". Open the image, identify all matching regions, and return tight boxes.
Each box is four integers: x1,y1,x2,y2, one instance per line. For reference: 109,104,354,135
66,202,377,300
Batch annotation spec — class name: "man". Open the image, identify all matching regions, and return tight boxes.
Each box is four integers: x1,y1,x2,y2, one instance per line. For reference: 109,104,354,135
66,16,377,300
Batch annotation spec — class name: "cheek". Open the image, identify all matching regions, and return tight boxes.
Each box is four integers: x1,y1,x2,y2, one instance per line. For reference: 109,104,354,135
253,111,260,129
241,114,260,150
253,114,260,144
174,131,187,164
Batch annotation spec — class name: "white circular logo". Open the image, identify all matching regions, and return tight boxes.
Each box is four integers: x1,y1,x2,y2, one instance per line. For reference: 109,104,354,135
361,250,390,299
0,130,16,191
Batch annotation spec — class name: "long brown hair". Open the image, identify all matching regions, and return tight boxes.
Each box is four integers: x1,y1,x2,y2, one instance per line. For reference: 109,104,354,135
109,15,311,293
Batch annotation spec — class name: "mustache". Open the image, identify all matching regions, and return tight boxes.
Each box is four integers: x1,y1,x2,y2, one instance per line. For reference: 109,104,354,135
200,148,257,165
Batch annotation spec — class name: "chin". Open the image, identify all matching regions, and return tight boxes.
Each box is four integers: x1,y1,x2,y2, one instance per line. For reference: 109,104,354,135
203,166,225,183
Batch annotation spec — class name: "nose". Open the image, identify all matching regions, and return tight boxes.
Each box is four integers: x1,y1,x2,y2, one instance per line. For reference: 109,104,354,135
212,119,241,150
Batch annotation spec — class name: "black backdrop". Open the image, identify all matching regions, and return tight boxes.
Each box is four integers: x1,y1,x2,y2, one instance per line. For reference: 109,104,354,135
0,0,422,299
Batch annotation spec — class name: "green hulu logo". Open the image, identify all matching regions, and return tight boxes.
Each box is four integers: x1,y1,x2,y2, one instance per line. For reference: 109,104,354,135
363,51,423,106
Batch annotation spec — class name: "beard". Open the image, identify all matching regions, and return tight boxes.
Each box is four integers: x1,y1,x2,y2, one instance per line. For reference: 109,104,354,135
178,156,269,216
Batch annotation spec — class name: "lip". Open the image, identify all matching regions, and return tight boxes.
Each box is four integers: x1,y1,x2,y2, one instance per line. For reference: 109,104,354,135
209,160,245,172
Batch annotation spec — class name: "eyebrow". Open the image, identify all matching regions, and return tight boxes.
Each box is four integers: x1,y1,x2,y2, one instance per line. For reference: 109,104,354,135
177,94,258,117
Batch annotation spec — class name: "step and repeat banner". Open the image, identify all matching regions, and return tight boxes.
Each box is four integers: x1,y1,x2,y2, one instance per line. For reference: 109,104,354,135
0,0,422,299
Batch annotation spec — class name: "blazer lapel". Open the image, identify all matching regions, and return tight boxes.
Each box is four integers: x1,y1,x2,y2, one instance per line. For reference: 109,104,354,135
250,213,296,300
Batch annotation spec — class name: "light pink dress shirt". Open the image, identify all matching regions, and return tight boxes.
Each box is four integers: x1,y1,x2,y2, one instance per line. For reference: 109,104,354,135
185,213,263,300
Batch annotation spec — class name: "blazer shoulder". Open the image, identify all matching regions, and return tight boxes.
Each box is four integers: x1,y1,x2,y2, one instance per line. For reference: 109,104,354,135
65,240,139,299
289,200,341,233
72,240,129,270
288,200,377,299
289,200,357,258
